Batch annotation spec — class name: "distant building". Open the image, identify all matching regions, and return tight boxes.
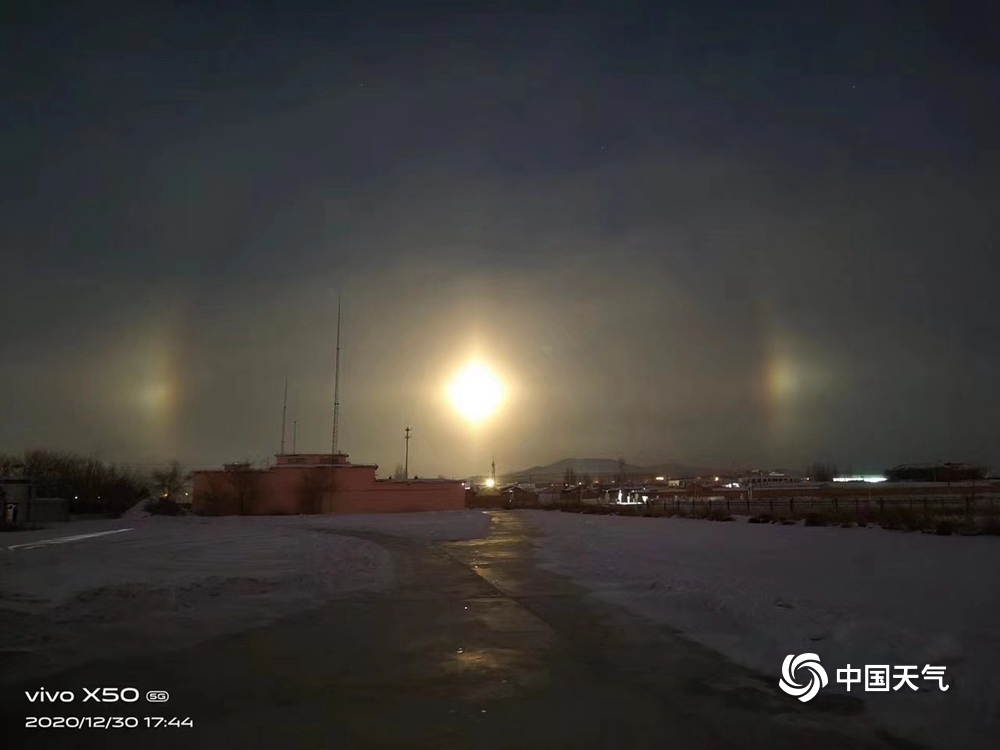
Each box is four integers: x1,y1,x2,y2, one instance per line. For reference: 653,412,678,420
885,463,985,483
600,487,651,505
742,470,806,487
538,488,562,506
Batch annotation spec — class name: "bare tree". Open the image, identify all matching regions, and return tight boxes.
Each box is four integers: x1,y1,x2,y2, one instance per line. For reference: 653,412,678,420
393,463,406,480
151,461,189,501
298,468,333,514
807,463,838,482
23,449,147,514
228,463,260,515
563,467,577,486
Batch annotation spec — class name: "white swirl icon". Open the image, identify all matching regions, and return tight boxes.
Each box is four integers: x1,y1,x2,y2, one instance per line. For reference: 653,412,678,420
779,653,828,702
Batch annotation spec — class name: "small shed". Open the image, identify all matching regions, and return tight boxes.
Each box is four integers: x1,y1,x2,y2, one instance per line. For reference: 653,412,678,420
538,488,562,505
1,477,69,523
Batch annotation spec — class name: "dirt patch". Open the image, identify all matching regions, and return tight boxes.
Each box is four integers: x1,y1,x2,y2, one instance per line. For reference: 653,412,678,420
57,577,278,623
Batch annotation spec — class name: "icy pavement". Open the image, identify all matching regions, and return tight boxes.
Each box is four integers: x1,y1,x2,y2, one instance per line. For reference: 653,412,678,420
520,510,1000,750
0,510,491,683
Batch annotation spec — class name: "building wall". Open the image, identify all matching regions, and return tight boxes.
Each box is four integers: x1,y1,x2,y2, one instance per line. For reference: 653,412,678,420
331,482,465,514
1,478,69,523
192,460,464,516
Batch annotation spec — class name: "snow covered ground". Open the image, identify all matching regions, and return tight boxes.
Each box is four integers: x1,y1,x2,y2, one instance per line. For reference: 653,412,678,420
0,510,491,684
520,510,1000,750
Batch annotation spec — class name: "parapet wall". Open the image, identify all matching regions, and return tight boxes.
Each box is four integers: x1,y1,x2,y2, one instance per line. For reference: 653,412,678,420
192,460,464,515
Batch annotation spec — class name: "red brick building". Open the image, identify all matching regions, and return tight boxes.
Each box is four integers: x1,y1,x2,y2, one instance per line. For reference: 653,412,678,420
192,453,465,515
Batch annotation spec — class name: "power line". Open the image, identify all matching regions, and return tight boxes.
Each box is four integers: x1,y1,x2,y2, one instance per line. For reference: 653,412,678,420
332,294,342,455
280,378,288,455
404,425,411,479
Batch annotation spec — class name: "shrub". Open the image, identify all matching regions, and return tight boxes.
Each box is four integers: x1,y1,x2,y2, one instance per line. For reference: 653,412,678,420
145,497,183,516
934,520,954,536
194,483,235,516
981,517,1000,536
804,513,828,527
877,508,925,532
748,514,773,524
705,509,734,522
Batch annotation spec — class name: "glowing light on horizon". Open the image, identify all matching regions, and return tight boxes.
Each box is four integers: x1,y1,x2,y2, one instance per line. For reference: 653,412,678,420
449,362,504,423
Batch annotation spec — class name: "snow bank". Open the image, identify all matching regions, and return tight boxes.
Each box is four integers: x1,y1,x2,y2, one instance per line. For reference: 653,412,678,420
520,510,1000,750
0,511,490,683
120,497,151,519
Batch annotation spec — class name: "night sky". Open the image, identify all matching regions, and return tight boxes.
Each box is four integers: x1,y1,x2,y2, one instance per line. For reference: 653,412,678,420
2,1,998,477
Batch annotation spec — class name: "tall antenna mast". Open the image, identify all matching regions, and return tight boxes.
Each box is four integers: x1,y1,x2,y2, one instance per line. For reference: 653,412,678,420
332,295,342,455
280,378,288,455
293,419,298,454
404,425,411,480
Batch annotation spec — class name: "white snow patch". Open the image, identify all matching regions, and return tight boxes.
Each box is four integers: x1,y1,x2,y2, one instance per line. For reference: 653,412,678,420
120,497,152,519
520,510,1000,750
0,511,489,683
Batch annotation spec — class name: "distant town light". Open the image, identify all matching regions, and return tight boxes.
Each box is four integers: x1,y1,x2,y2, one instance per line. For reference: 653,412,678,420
655,476,665,481
484,477,495,488
833,475,887,483
714,476,720,482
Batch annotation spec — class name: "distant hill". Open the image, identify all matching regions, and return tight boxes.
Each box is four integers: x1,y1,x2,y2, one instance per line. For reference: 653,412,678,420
501,457,705,483
642,461,717,477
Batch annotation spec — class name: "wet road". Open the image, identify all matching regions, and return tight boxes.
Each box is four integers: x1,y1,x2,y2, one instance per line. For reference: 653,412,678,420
0,512,913,749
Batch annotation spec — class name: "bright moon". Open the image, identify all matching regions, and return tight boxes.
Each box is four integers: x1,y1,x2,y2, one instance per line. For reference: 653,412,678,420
449,362,504,423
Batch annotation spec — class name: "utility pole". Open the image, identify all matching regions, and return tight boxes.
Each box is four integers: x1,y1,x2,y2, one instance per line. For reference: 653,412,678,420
332,295,342,456
404,425,411,480
491,457,496,486
292,420,298,455
280,378,288,455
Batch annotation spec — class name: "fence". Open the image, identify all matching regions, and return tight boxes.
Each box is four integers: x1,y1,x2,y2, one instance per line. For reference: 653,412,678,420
633,492,1000,523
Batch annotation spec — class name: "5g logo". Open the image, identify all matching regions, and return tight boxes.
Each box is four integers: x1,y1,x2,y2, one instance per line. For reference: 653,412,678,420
146,690,170,703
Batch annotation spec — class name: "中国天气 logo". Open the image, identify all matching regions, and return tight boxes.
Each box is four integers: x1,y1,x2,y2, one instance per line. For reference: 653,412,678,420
779,653,829,702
